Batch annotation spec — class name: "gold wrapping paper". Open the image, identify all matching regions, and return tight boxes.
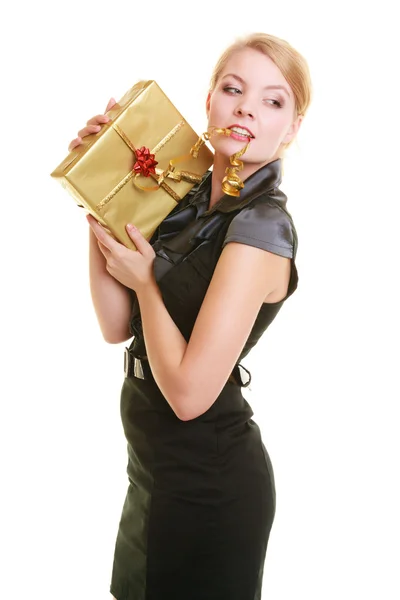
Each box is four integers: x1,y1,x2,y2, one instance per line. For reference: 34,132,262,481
51,80,214,249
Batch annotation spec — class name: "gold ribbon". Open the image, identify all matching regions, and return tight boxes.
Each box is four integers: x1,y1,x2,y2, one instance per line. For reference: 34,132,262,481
96,121,204,211
190,127,251,197
96,124,251,211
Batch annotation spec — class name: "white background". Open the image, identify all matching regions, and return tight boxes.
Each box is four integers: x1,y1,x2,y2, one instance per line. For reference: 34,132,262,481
1,1,399,598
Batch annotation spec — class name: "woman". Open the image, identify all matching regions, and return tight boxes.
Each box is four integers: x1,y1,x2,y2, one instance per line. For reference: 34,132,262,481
69,32,312,600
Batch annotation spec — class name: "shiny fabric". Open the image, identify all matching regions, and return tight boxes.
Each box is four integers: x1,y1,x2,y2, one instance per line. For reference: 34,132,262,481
110,159,299,600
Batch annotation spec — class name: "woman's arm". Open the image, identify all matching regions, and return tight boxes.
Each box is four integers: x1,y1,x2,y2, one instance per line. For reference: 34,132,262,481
68,99,133,343
86,217,289,419
137,241,290,420
89,228,133,344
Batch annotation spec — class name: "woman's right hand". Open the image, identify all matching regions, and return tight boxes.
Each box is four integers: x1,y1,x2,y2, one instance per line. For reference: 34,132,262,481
68,97,117,152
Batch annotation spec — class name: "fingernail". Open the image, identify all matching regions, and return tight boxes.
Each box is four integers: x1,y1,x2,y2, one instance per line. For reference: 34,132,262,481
127,223,136,231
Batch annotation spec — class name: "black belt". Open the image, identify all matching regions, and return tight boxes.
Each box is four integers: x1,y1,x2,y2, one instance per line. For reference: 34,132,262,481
124,348,251,388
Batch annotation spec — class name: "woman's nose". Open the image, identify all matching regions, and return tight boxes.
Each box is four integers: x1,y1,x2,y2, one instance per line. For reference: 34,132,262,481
234,105,254,119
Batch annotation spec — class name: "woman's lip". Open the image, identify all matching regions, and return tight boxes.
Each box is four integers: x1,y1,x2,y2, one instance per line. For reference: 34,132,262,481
229,132,253,141
227,124,255,138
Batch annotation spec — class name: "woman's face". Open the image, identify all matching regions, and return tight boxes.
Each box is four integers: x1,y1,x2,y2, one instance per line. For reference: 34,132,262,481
206,47,302,167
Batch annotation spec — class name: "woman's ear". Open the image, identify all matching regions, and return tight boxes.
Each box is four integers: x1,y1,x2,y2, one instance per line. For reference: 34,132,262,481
206,91,211,117
282,114,303,145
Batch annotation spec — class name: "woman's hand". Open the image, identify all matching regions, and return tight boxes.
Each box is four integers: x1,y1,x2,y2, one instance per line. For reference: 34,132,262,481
86,214,156,293
68,97,116,152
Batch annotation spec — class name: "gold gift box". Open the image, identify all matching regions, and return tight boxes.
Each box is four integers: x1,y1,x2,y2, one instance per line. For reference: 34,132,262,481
51,80,214,249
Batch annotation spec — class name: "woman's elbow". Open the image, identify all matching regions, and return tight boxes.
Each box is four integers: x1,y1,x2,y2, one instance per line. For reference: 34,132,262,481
171,389,214,422
175,405,210,422
101,327,132,345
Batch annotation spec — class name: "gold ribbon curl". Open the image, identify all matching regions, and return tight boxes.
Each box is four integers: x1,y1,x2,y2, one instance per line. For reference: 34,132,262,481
190,127,251,197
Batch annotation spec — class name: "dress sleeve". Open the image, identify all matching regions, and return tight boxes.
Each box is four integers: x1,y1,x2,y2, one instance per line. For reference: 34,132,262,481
222,201,295,259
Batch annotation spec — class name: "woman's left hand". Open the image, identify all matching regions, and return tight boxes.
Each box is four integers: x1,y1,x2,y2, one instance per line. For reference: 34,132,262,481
86,214,156,292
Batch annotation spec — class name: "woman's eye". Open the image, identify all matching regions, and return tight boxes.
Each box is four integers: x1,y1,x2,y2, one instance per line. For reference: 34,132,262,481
223,86,242,95
265,99,282,108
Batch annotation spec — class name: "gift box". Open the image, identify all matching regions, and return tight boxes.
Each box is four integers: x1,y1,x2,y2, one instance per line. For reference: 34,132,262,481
50,80,214,249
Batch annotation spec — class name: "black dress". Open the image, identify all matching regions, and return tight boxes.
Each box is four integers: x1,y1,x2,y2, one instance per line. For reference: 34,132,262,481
110,159,299,600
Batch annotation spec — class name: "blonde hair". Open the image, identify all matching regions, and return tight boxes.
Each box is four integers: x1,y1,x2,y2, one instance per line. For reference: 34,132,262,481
210,32,312,120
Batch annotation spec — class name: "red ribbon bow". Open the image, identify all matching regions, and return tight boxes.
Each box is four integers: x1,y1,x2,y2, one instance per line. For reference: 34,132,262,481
133,146,158,177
